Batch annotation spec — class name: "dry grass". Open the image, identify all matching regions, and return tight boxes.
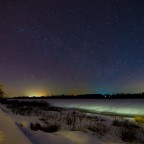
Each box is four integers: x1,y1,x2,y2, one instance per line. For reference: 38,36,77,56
135,116,144,124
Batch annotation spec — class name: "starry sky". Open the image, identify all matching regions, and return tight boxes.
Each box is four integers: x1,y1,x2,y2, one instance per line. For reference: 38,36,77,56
1,0,144,97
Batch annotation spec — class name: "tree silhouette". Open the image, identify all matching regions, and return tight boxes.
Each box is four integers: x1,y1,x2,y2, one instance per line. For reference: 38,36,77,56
0,84,5,98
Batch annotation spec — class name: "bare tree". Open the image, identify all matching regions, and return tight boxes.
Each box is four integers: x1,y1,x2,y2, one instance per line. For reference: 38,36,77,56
0,84,5,98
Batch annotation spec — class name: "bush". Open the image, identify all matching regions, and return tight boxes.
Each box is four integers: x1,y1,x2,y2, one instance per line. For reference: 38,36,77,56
119,120,139,142
30,123,60,133
87,122,109,136
66,114,73,125
112,119,123,127
113,119,140,129
135,116,144,124
30,123,41,131
122,120,140,129
121,127,137,142
41,125,60,133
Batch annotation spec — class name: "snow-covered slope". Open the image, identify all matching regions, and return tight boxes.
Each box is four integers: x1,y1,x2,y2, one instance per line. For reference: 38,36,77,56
1,101,143,144
0,107,32,144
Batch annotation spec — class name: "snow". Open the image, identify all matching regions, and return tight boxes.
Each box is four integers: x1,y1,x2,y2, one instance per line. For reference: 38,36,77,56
0,99,144,144
45,99,144,116
0,107,32,144
14,99,144,116
15,99,144,116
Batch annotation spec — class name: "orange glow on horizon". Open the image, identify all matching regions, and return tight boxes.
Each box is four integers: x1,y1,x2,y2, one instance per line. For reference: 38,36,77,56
27,93,47,97
26,90,49,97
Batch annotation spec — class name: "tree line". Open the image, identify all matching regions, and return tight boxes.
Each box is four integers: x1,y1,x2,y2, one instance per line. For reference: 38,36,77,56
14,93,144,99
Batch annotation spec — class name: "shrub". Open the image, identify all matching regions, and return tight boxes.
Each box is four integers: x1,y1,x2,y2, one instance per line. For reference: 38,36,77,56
30,123,41,131
66,114,73,125
113,119,140,129
135,116,144,124
87,122,109,136
120,127,137,142
30,122,60,133
41,125,60,133
119,120,139,142
122,120,140,129
112,119,123,127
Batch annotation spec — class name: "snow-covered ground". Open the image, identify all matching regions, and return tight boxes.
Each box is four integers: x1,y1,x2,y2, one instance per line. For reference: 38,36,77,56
45,99,144,116
15,99,144,116
0,99,144,144
0,106,128,144
0,107,32,144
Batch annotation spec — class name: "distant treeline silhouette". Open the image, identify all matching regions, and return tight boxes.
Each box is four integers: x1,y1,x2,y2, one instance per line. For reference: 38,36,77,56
12,93,144,99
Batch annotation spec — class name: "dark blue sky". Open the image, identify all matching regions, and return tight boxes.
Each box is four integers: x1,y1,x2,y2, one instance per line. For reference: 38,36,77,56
1,0,144,97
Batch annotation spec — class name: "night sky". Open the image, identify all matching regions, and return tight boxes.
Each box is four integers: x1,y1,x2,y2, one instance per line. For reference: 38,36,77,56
1,0,144,97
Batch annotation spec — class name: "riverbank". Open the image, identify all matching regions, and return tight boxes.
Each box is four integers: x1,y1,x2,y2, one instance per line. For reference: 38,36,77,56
0,100,144,144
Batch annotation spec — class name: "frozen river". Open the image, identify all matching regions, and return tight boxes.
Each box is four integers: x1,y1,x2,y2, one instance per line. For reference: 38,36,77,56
46,99,144,116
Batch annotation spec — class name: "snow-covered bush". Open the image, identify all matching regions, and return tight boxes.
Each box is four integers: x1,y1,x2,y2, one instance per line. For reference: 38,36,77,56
87,121,109,136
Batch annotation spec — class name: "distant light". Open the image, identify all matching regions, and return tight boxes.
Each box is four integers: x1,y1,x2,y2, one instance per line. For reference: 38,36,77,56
27,91,46,97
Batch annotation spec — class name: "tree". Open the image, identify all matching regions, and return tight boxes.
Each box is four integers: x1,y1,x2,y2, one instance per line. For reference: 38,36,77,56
0,84,5,98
